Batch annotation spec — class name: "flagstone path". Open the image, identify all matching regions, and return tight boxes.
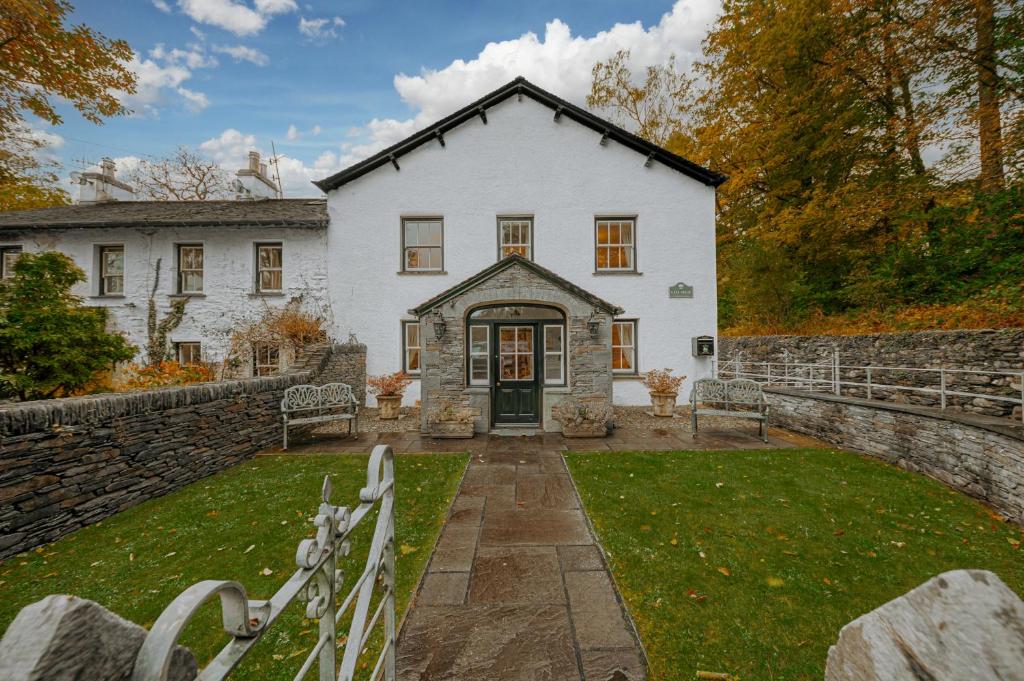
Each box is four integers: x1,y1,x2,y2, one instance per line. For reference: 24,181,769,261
395,446,647,681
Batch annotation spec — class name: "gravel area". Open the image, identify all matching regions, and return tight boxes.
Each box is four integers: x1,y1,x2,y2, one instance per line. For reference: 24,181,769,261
313,407,421,435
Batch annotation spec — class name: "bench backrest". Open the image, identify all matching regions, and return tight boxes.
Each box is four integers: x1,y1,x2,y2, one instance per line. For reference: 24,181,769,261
691,378,764,408
282,383,356,412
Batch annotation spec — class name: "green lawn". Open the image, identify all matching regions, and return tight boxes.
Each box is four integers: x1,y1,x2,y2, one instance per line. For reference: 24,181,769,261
566,449,1024,681
0,453,466,679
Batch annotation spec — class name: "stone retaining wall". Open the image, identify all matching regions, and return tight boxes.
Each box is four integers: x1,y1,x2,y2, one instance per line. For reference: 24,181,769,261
316,341,367,405
721,329,1024,418
766,387,1024,523
0,371,311,560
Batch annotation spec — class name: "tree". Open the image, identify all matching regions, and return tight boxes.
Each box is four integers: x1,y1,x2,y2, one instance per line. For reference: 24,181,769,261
0,252,137,401
0,0,136,210
126,147,232,201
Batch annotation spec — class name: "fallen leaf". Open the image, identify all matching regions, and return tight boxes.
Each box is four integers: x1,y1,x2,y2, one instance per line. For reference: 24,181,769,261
717,566,731,577
833,529,845,537
1009,538,1021,549
399,544,418,556
766,577,785,587
261,568,273,576
670,537,679,546
244,544,255,554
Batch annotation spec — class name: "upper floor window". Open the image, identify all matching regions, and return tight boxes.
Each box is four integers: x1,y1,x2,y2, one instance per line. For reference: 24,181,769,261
177,244,204,294
595,218,636,272
253,342,280,376
175,341,202,366
612,319,637,374
402,218,443,272
99,245,124,295
256,243,283,292
498,217,532,259
1,246,22,279
402,321,421,375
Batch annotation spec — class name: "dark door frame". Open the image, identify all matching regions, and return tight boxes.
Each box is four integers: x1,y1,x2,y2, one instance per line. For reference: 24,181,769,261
492,322,541,425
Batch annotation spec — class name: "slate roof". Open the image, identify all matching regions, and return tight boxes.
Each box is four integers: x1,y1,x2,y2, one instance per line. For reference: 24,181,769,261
409,254,624,316
0,199,328,231
314,76,727,192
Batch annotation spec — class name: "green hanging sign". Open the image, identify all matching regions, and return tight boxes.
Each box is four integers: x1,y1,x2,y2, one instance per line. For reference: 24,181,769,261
669,282,694,299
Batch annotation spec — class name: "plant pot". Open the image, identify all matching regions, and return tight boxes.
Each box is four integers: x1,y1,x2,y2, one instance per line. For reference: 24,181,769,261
650,392,678,417
560,421,608,438
429,420,475,439
377,395,402,420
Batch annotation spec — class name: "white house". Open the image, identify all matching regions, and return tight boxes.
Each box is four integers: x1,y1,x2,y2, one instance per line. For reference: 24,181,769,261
0,78,725,432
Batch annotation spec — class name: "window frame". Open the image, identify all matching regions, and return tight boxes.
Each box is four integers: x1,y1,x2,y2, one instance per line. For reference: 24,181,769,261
98,244,125,296
401,320,422,376
175,341,202,366
594,216,638,273
255,242,283,293
467,324,491,386
176,243,204,294
253,342,280,376
611,319,639,375
400,217,444,273
542,323,566,386
0,246,22,279
496,215,533,261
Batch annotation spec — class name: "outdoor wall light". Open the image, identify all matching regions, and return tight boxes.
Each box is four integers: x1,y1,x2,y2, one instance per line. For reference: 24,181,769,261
432,311,447,341
587,310,601,336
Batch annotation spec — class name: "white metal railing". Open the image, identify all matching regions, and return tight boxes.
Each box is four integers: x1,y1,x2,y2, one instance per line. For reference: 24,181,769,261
715,354,1024,423
131,444,396,681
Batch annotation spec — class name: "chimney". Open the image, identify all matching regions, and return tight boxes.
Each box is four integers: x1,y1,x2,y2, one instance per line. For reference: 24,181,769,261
234,149,280,200
77,158,135,204
248,151,260,172
100,157,116,180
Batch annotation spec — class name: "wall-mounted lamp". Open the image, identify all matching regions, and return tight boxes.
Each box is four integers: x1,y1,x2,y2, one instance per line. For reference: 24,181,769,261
432,310,447,341
587,310,601,336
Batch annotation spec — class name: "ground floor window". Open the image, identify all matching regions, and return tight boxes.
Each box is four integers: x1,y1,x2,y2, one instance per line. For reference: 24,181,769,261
612,319,637,373
175,342,202,366
543,324,564,384
402,321,421,374
468,325,490,385
253,342,280,376
1,246,22,279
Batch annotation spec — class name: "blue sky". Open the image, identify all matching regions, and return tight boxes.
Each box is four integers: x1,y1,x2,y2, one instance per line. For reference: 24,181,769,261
49,0,719,196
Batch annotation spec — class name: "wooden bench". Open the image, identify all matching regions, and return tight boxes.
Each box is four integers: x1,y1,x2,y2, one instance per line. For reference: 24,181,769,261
281,383,358,449
690,378,769,443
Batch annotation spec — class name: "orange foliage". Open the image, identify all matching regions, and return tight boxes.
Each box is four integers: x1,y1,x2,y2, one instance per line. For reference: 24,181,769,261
367,371,412,398
121,361,215,391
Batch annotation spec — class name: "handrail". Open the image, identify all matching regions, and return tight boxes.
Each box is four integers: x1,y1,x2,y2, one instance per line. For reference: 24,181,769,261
131,444,396,681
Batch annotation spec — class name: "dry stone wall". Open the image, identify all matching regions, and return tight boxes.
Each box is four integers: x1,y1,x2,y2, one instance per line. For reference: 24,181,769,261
721,329,1024,418
0,371,311,560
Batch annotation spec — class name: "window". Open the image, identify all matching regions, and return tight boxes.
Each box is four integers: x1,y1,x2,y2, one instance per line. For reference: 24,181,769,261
177,244,204,294
498,217,532,259
468,325,490,386
256,243,283,292
543,325,564,384
402,321,421,375
1,246,22,279
99,245,124,295
175,342,202,366
595,218,636,272
612,320,637,373
253,342,280,376
402,218,443,272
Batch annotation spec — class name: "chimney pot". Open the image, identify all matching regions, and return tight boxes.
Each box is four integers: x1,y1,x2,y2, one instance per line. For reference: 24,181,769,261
248,150,260,171
259,162,268,177
100,157,116,179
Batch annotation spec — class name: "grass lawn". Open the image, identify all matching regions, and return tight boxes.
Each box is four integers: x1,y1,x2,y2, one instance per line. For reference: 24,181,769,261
0,452,466,680
566,448,1024,681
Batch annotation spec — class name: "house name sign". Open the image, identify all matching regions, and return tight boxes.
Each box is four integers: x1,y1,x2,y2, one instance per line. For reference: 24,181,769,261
668,282,694,299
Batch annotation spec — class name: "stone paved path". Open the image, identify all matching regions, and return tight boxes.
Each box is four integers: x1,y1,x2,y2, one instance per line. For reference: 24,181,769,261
395,446,647,681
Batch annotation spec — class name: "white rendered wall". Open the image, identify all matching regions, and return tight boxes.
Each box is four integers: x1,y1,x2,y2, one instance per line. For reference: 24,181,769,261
326,96,718,406
4,226,329,370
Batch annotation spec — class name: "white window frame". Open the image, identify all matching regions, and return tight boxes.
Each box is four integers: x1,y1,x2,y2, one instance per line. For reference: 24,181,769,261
0,246,22,279
595,217,637,272
497,216,533,260
468,324,490,386
543,324,565,385
255,242,283,293
402,321,421,375
99,245,125,296
175,341,202,366
253,342,280,376
612,319,638,374
177,244,204,294
401,218,444,272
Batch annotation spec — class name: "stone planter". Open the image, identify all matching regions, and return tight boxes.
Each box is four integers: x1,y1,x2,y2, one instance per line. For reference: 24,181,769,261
650,392,678,417
560,421,608,438
428,420,475,439
377,395,402,420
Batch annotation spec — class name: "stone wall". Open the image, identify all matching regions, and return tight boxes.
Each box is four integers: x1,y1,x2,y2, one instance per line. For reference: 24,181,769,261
765,387,1024,523
0,371,311,560
315,341,367,405
721,329,1024,418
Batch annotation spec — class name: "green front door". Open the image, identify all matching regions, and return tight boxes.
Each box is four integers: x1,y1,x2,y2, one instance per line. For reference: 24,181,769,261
493,324,540,424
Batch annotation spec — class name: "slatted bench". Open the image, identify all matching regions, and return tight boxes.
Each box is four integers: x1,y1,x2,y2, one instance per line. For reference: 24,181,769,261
281,383,358,449
690,378,769,443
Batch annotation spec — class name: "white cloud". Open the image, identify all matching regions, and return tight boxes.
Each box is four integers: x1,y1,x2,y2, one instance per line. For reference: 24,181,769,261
152,0,171,12
212,44,270,66
176,87,210,112
121,41,220,115
198,128,258,166
336,0,719,166
311,125,321,136
177,0,296,36
149,44,218,69
286,124,299,141
298,16,345,41
190,26,206,41
198,128,337,196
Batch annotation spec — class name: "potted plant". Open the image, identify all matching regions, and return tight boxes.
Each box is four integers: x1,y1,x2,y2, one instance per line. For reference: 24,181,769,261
641,368,686,417
427,401,478,438
552,397,613,437
368,371,412,420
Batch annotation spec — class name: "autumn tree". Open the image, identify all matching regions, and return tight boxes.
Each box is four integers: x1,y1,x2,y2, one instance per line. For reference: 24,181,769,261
126,147,233,201
0,0,136,211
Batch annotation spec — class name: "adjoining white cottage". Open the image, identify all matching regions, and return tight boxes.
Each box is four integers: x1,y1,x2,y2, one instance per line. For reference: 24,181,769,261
0,77,724,431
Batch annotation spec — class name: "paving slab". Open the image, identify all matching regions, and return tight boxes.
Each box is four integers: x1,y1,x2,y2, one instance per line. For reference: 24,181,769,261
418,572,470,606
479,509,592,546
558,544,605,572
468,546,564,604
516,473,579,510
